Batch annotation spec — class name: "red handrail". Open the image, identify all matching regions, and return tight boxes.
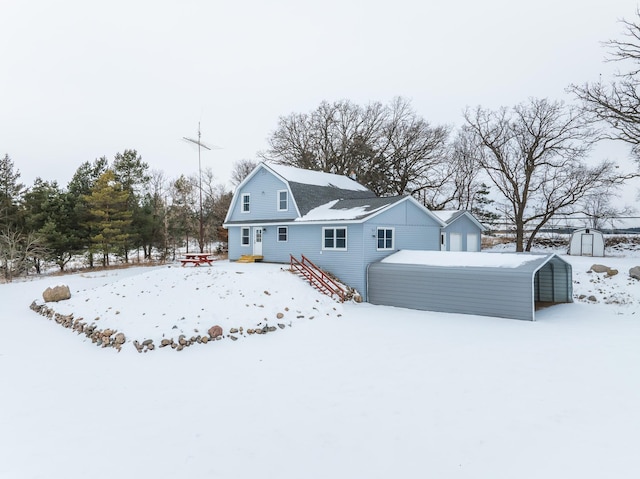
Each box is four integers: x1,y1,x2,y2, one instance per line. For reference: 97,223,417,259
290,254,347,302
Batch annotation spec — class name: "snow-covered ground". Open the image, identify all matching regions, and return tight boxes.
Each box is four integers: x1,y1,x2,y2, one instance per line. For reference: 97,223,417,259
1,246,639,479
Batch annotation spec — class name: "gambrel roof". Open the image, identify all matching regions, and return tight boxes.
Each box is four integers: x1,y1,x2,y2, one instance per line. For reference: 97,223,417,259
224,162,447,226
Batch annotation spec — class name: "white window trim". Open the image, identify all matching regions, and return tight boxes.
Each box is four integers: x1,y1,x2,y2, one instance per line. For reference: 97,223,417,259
241,227,250,246
241,193,250,213
322,227,348,251
277,190,288,211
376,227,395,251
277,226,288,242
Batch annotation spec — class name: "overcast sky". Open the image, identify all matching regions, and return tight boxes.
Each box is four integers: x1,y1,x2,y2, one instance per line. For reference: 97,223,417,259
1,0,638,198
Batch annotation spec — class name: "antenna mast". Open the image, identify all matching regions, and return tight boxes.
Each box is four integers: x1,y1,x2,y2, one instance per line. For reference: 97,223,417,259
183,122,213,253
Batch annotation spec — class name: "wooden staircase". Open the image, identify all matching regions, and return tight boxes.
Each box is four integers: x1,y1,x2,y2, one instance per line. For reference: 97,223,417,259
237,255,264,263
290,254,351,302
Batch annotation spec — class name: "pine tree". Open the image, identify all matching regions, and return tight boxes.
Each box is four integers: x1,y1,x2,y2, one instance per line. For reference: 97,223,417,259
113,149,150,262
470,183,500,228
67,157,108,267
0,153,24,228
22,179,83,271
84,170,132,266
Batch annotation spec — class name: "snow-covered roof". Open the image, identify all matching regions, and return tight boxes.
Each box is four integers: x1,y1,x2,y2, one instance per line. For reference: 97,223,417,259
431,209,487,231
430,210,460,223
295,198,395,222
381,250,548,268
268,163,370,192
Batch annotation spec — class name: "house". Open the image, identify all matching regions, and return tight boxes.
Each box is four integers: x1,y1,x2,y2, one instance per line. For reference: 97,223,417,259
367,250,573,321
431,210,487,252
223,162,484,301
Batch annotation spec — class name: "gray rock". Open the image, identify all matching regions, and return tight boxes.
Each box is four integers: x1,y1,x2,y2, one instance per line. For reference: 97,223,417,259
630,266,640,280
42,285,71,302
590,264,610,273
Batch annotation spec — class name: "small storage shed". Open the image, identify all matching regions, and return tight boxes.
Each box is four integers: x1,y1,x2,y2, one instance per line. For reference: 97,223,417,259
569,228,605,257
367,251,573,321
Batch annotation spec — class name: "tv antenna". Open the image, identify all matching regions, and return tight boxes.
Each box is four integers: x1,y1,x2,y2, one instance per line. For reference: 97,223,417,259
182,122,221,253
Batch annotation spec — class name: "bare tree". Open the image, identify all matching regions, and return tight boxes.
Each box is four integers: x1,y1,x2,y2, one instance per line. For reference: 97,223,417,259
261,98,450,196
464,98,629,251
0,228,45,282
569,9,640,165
579,190,637,230
230,159,258,187
381,97,451,196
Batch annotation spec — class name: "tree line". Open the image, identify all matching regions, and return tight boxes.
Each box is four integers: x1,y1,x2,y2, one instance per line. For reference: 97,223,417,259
2,10,640,280
260,11,640,252
0,150,234,281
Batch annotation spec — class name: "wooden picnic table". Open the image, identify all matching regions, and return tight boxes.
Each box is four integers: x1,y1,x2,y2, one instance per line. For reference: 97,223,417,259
180,253,215,267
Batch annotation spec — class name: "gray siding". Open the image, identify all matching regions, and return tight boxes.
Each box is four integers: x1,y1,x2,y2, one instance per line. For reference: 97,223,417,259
227,226,254,260
534,258,572,303
368,263,535,320
227,168,294,222
442,215,483,251
229,199,445,300
289,223,367,297
367,254,572,321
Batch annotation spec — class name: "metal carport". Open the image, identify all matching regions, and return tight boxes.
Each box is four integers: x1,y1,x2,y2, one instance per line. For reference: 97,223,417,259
367,251,572,321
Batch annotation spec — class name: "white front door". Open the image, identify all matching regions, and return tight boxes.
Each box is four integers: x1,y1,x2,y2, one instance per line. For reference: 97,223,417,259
253,227,263,256
440,232,447,251
450,233,462,252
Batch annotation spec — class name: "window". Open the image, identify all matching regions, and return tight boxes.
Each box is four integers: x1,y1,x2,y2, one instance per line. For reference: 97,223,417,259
241,227,250,246
377,228,394,250
277,226,288,242
277,190,288,211
242,194,250,213
323,227,347,250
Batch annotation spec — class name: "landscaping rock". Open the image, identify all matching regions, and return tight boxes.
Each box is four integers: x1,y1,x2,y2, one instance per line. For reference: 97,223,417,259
42,285,71,302
630,266,640,280
208,325,223,339
606,269,618,277
590,264,610,273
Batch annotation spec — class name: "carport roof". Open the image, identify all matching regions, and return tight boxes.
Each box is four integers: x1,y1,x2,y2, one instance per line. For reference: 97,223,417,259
382,250,568,271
